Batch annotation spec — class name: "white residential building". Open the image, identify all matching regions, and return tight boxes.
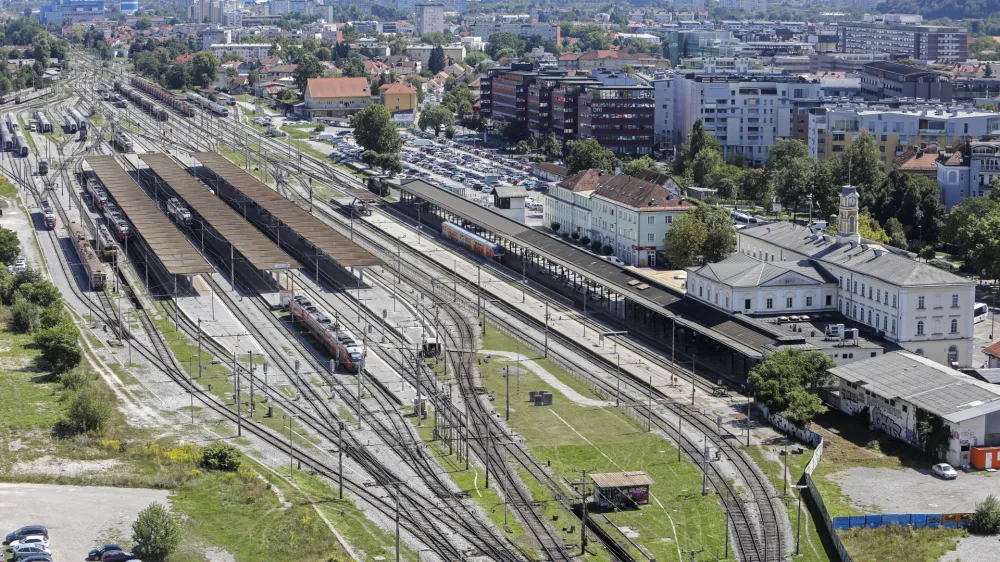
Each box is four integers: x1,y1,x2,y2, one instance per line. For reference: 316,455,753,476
405,44,467,64
416,2,444,36
209,43,274,60
467,20,561,42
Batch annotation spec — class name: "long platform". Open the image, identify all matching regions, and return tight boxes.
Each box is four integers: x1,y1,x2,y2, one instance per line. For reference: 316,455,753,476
393,179,791,361
138,154,302,273
191,152,380,268
84,156,212,276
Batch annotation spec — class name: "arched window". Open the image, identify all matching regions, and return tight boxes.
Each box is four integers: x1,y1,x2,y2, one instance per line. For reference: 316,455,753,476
849,215,856,233
948,346,959,364
950,319,958,334
949,171,957,183
917,321,924,336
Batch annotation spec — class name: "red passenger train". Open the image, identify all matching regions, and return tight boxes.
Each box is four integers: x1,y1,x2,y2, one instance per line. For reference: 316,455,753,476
287,295,365,372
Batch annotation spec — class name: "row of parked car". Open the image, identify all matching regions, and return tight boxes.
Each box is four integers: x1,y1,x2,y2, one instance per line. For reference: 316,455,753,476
1,526,139,562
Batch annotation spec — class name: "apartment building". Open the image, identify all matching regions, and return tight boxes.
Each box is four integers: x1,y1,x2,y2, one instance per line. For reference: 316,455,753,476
467,19,560,42
837,22,968,62
415,2,444,36
730,186,976,367
578,84,656,155
859,61,953,101
209,43,273,60
405,44,466,64
670,73,823,166
543,169,691,266
937,140,1000,209
720,0,768,14
557,50,663,72
807,104,1000,169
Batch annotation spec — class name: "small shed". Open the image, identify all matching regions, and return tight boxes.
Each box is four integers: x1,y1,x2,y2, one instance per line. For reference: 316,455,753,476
490,184,528,224
591,471,655,509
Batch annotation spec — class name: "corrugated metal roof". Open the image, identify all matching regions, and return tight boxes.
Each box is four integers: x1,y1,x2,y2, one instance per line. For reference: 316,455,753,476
591,471,655,488
139,154,301,272
191,152,380,268
84,156,212,276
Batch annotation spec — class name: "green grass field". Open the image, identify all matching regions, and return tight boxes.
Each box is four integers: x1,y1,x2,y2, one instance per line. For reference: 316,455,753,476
837,526,964,562
477,325,728,562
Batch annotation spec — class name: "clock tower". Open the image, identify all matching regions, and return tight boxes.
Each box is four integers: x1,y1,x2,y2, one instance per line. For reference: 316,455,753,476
837,185,861,246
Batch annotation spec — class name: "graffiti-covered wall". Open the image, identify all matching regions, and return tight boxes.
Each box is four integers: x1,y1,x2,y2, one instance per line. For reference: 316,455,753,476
838,379,918,446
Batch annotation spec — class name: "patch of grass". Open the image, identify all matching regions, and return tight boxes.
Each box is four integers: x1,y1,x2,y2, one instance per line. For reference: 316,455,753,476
838,526,964,562
476,326,728,562
16,117,37,152
0,175,19,207
92,113,104,127
747,445,833,562
171,461,353,562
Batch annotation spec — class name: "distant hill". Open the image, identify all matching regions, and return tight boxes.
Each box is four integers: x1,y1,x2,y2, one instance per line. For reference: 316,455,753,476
875,0,993,21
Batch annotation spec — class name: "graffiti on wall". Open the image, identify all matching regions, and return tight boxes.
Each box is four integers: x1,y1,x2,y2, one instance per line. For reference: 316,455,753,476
756,404,822,446
840,381,918,446
951,428,978,447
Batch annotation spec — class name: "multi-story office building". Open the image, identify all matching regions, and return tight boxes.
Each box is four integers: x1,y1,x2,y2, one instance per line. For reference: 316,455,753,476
415,2,444,36
721,186,977,367
552,79,600,141
653,75,674,148
837,22,968,62
808,104,1000,169
859,61,953,101
40,0,106,24
670,72,823,166
578,85,655,155
467,19,560,42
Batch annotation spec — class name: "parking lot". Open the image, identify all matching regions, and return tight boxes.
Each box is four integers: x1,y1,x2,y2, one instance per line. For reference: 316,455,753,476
830,466,999,514
0,482,169,560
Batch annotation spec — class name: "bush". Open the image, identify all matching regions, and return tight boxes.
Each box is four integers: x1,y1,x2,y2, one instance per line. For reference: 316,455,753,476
602,245,614,255
132,502,181,562
313,124,325,133
590,240,602,252
971,494,1000,534
580,236,590,245
200,442,242,472
560,233,569,239
550,222,560,232
65,384,114,433
34,320,83,374
865,439,881,452
10,296,41,333
570,232,580,240
59,370,93,392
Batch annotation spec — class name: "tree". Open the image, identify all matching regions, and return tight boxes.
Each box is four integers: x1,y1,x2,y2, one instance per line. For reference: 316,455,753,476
165,64,189,89
351,104,400,154
697,206,737,263
540,133,562,161
465,51,488,67
920,245,937,261
674,119,721,175
421,31,449,46
0,228,19,264
622,155,656,177
858,210,890,243
765,139,809,174
200,442,242,472
566,138,615,173
515,140,531,154
428,45,446,74
418,105,454,136
341,24,360,43
740,168,771,205
293,54,323,92
362,150,403,175
66,384,113,433
406,76,424,104
830,130,883,197
485,32,526,60
34,320,82,374
971,494,1000,534
341,56,367,78
135,14,152,30
132,502,181,562
691,148,722,186
773,157,814,221
189,51,219,88
885,217,908,249
748,349,834,427
663,213,707,268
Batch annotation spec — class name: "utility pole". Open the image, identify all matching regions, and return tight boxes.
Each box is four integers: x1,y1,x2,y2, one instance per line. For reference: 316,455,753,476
544,302,549,357
337,421,344,499
394,482,401,562
197,318,202,379
691,346,697,405
576,469,592,553
646,376,653,432
678,413,683,463
233,350,241,437
287,414,294,480
702,435,709,496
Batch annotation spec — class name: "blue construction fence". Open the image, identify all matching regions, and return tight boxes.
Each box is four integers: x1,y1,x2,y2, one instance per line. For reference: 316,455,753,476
833,513,971,531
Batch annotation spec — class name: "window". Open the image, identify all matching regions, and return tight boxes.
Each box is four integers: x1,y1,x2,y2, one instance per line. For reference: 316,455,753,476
902,404,908,412
666,216,672,224
839,276,843,288
952,294,959,308
853,281,858,293
853,304,857,318
948,345,959,364
861,283,865,296
875,313,879,327
699,286,703,297
868,286,872,299
867,310,872,324
826,295,832,306
766,298,773,309
892,294,897,308
647,216,654,225
891,319,896,333
806,296,813,307
918,296,925,309
917,320,924,335
877,289,880,302
951,319,958,333
786,297,793,308
647,233,654,242
883,316,887,331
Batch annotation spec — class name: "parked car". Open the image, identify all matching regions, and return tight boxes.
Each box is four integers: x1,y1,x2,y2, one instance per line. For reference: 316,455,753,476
603,256,625,265
8,537,47,550
101,550,136,562
11,544,51,561
932,463,958,479
87,544,123,561
18,556,51,562
3,527,47,546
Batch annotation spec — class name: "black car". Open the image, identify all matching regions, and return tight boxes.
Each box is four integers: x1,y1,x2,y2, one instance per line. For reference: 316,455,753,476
88,544,122,561
3,526,48,545
102,551,135,562
20,556,53,562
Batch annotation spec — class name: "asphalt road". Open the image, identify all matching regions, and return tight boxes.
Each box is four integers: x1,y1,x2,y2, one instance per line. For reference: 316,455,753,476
0,482,170,560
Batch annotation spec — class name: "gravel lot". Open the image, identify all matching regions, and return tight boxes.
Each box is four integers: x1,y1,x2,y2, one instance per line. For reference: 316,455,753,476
0,483,170,560
832,466,1000,513
940,534,1000,562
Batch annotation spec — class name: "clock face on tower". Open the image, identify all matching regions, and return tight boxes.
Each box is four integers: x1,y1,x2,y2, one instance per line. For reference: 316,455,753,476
848,197,856,206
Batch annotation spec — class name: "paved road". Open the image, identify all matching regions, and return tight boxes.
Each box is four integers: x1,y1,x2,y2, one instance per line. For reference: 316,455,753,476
0,482,170,559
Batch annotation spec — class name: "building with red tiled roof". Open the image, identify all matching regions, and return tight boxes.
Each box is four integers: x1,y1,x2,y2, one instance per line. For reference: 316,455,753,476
893,143,940,180
303,77,374,122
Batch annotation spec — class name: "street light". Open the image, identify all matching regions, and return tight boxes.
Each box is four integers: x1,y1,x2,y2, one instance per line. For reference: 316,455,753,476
792,484,809,555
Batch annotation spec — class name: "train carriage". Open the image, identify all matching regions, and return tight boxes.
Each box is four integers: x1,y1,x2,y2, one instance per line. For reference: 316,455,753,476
287,295,365,372
69,221,106,290
441,221,505,260
186,91,230,117
96,223,117,262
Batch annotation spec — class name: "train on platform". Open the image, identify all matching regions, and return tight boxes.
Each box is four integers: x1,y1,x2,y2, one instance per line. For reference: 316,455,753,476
96,223,117,262
166,197,192,226
86,179,109,210
112,129,134,153
441,221,505,260
13,131,27,156
185,91,230,117
68,108,87,133
0,118,13,151
34,111,51,133
40,199,55,230
70,221,106,290
105,202,132,242
286,294,365,373
131,76,194,117
114,81,169,122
